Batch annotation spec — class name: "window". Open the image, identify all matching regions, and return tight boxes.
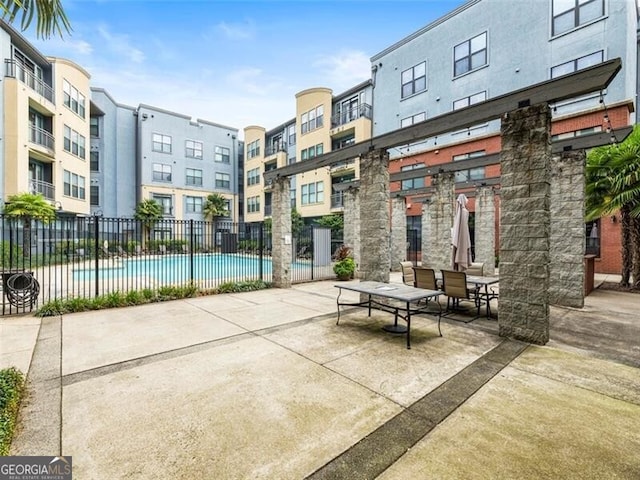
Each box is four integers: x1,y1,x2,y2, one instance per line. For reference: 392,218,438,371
301,143,324,160
152,163,172,182
401,62,427,98
90,116,99,137
215,146,230,163
185,140,203,159
63,125,86,159
63,170,86,199
247,196,261,213
152,195,173,215
552,0,604,36
400,112,426,128
247,167,261,186
551,50,603,78
247,140,260,159
215,172,230,189
90,185,99,206
453,91,487,110
453,150,486,161
90,151,99,172
186,168,203,186
63,79,86,118
152,133,172,153
332,135,355,150
301,181,324,205
401,164,426,190
301,105,324,134
186,196,203,213
288,125,296,145
453,150,486,183
454,32,487,77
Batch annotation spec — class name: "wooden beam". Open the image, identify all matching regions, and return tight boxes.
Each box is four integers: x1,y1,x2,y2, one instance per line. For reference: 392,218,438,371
551,126,633,153
264,58,621,182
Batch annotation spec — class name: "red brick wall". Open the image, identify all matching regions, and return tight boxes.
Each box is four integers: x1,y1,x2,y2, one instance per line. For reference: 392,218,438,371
596,215,622,273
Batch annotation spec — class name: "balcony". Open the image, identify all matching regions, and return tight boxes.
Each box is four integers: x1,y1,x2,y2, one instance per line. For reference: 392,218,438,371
5,60,55,103
331,103,372,128
330,192,344,209
264,142,287,157
29,125,55,151
29,179,55,200
330,159,356,174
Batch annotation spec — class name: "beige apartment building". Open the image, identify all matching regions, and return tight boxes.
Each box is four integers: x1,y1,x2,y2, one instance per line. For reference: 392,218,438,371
243,81,373,224
2,20,91,215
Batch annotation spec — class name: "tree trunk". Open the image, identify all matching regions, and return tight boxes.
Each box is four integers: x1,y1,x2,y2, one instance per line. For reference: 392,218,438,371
22,219,31,258
620,205,632,287
631,214,640,289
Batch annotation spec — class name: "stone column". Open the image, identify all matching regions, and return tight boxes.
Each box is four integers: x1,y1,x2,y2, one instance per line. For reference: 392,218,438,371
421,200,432,267
499,104,551,345
271,176,292,288
390,196,407,270
359,149,390,282
343,186,360,274
550,150,586,307
475,186,496,276
431,173,455,272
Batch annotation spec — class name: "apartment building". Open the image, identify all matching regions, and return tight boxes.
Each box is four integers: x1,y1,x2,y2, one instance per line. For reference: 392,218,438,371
370,0,637,273
243,81,373,224
89,93,242,232
1,20,91,216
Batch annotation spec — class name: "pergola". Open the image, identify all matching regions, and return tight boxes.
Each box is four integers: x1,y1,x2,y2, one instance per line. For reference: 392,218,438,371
264,59,623,345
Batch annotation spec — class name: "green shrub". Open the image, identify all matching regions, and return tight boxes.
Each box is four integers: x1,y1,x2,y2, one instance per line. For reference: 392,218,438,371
0,367,25,455
65,297,92,313
217,280,271,293
0,241,23,268
35,298,66,316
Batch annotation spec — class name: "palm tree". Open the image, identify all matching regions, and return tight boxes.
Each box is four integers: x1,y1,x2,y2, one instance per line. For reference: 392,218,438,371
203,193,229,251
3,192,56,258
134,199,162,250
1,0,71,38
586,126,640,287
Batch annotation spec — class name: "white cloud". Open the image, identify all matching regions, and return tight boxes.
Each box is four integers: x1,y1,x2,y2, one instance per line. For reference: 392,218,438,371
224,67,284,96
216,20,255,41
313,50,371,91
97,24,145,63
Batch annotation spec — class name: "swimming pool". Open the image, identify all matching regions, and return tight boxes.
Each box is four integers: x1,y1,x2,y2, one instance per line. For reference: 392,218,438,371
72,253,301,283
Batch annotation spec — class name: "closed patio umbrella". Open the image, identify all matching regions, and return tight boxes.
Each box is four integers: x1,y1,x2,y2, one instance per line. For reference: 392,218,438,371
452,193,472,271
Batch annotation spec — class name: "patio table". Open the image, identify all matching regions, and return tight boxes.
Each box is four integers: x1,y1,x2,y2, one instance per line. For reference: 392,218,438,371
335,281,444,349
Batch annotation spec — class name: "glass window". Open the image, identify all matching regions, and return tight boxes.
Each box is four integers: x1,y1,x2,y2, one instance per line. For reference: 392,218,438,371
247,167,260,186
63,125,86,159
90,151,99,171
215,146,230,163
152,195,173,215
152,133,172,153
90,116,99,137
186,168,203,186
400,164,426,190
63,170,86,199
185,140,203,159
453,91,487,110
552,0,604,36
551,50,603,78
215,172,230,189
186,196,203,213
301,181,323,204
288,125,296,145
401,61,427,98
247,140,260,158
90,185,99,206
400,112,426,128
63,79,85,117
152,163,172,182
454,32,487,77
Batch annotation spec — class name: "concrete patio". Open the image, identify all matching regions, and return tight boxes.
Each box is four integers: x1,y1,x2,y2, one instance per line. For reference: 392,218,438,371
1,273,639,479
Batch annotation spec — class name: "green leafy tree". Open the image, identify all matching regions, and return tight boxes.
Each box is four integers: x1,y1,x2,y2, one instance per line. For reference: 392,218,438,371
291,207,303,236
1,0,71,38
3,192,56,258
134,199,162,248
203,193,229,251
586,126,640,287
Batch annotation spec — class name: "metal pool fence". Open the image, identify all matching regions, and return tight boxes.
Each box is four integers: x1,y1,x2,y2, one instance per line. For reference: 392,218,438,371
0,216,339,316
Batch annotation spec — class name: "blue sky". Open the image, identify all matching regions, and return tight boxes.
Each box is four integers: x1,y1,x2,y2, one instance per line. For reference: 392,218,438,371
26,0,466,136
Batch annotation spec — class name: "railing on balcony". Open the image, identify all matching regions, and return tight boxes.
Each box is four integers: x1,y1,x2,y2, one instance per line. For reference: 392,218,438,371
5,60,55,103
330,159,356,171
29,179,55,200
29,125,55,150
331,103,372,128
331,192,344,209
264,142,287,157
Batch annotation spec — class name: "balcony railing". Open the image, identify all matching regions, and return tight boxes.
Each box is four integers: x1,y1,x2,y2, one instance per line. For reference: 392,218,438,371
29,125,55,150
29,179,55,200
264,142,287,157
5,60,55,103
330,159,356,172
331,103,372,128
331,192,344,209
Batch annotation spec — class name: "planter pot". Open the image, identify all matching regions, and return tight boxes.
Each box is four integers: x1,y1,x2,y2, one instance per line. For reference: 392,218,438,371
336,273,352,281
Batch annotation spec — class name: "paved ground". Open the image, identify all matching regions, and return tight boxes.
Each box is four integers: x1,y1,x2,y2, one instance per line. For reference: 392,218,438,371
1,273,639,479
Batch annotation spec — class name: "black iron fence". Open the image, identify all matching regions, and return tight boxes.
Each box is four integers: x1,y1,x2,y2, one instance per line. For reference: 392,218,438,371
0,216,338,316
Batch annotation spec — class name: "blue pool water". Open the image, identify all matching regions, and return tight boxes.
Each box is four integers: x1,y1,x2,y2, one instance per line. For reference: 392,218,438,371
73,253,301,282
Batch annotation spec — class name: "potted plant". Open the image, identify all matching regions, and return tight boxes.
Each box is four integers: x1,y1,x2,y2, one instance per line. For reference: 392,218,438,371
333,245,356,281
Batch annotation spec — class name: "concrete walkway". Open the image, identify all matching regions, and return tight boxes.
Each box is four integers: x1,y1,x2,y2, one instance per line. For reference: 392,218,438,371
1,274,639,479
